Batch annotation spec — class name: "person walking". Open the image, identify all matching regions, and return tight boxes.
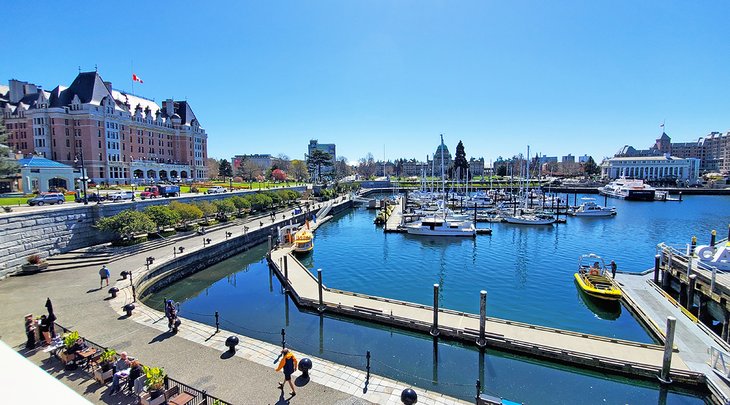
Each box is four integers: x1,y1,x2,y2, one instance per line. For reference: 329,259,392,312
610,260,617,279
276,348,298,396
99,265,111,288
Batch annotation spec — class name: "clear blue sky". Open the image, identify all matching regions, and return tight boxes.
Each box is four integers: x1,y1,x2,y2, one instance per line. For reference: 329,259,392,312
3,1,729,164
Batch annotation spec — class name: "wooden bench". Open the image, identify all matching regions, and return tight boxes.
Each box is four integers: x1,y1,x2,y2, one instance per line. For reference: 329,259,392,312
166,386,196,405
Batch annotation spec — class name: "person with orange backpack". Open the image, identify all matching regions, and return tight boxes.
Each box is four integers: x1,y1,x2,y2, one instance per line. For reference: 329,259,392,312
276,348,298,396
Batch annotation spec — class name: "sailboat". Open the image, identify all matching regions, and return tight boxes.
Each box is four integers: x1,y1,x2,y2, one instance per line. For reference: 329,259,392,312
503,145,556,225
406,135,476,237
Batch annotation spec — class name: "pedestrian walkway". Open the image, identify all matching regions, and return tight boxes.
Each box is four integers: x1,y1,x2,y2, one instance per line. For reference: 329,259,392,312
616,272,730,403
0,198,469,405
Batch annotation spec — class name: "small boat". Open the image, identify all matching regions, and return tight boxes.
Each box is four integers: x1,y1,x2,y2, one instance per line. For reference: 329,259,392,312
569,198,617,217
293,228,314,254
405,216,476,237
573,253,621,301
503,212,556,225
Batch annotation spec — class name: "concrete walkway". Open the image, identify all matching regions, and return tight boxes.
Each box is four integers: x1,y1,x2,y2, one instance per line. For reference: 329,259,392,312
0,200,467,405
616,272,730,403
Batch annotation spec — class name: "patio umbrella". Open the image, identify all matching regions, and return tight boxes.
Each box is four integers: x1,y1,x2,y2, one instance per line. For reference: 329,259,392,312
45,297,57,338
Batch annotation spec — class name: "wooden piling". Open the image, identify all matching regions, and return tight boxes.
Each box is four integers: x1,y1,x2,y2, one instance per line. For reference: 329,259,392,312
659,316,677,384
654,255,661,284
477,290,487,348
430,284,440,336
688,274,697,311
317,268,324,312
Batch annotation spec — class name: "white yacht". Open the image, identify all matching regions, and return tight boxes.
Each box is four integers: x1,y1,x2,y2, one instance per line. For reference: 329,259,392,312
405,216,476,237
503,213,556,225
569,198,617,217
599,178,656,201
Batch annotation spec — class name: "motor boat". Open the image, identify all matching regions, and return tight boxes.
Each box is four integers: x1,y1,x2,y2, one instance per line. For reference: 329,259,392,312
293,229,314,254
502,213,556,225
573,253,621,301
599,178,655,201
569,198,617,217
405,216,476,237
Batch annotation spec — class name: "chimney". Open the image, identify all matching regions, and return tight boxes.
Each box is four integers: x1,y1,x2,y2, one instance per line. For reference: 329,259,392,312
104,81,113,93
164,99,175,116
8,79,27,103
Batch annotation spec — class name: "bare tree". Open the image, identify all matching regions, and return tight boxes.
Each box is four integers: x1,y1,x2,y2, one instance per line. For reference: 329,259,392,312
236,158,262,188
358,153,377,179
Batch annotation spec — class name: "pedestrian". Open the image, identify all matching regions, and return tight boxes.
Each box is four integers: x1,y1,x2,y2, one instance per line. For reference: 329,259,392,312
165,300,177,331
610,260,617,279
24,314,36,350
99,265,111,288
276,348,298,396
39,315,51,345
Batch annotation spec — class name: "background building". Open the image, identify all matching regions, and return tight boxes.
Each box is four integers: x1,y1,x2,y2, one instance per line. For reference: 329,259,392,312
600,155,700,183
232,154,273,172
0,71,209,185
615,131,729,174
307,139,335,175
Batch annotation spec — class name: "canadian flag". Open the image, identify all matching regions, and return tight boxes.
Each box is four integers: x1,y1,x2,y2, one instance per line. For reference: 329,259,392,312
132,74,143,83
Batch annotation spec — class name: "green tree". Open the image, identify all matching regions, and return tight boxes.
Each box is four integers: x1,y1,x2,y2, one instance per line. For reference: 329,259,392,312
195,201,217,222
453,140,469,180
265,191,282,207
96,210,156,240
290,159,308,182
229,195,251,216
306,149,334,182
250,193,273,211
0,116,19,177
218,159,233,179
169,201,203,226
144,205,181,231
213,198,236,219
583,156,600,177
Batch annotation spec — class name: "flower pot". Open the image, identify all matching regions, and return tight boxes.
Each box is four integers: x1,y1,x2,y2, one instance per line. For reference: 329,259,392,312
93,367,113,384
20,262,49,274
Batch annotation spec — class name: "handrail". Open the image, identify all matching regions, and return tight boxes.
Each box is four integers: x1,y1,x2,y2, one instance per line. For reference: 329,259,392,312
710,346,730,380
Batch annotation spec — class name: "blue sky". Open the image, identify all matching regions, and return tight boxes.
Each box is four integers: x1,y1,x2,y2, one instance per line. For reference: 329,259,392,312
2,1,729,164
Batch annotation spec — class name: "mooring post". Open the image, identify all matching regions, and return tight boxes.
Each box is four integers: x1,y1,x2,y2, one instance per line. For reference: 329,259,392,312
283,255,289,287
215,311,219,333
317,268,324,312
687,274,697,311
477,290,487,348
430,284,440,336
281,328,286,349
653,255,661,284
711,230,717,247
268,235,272,254
659,316,676,384
690,236,697,256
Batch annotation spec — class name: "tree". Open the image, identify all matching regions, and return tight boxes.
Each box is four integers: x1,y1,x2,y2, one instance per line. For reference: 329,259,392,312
213,198,236,219
218,159,233,179
453,140,469,180
144,205,181,231
275,154,291,173
357,153,377,179
0,116,19,177
195,201,217,222
236,159,262,188
306,149,334,182
290,160,308,182
97,210,156,240
206,158,220,180
229,195,251,216
251,193,273,211
333,156,352,179
583,156,601,177
271,168,287,182
169,201,203,227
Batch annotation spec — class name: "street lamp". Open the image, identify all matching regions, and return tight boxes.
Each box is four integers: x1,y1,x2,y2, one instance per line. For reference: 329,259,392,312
73,150,88,205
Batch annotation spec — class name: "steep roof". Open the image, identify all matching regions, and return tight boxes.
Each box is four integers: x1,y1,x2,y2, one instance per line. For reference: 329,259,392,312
173,101,198,126
17,156,72,168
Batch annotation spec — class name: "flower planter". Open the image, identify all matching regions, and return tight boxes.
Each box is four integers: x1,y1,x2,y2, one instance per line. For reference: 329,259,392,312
20,262,48,274
140,391,165,405
93,367,113,384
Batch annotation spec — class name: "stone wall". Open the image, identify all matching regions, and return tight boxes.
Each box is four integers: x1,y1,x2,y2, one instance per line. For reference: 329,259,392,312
0,187,306,279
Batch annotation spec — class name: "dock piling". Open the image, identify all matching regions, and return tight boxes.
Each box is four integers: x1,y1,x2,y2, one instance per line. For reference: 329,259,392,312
268,235,272,254
317,269,324,312
477,290,487,348
688,274,697,312
723,299,730,342
690,236,697,256
430,284,440,337
281,328,286,349
710,230,717,247
653,255,661,285
658,316,676,384
215,311,219,333
284,256,289,288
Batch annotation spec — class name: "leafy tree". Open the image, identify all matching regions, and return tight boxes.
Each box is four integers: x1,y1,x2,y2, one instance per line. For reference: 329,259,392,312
195,201,217,221
213,198,236,219
250,193,273,211
97,210,156,240
453,140,469,180
583,156,601,177
271,168,287,182
206,158,220,180
169,201,203,226
144,205,181,231
290,160,308,182
0,116,19,177
229,195,251,215
496,165,507,177
218,159,233,179
306,149,334,182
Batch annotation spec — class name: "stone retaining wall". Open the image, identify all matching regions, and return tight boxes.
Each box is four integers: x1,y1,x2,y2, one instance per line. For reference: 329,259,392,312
0,187,306,279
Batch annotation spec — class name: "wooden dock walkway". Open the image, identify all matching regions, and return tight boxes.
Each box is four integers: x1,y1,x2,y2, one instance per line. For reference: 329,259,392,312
267,247,704,387
384,197,404,232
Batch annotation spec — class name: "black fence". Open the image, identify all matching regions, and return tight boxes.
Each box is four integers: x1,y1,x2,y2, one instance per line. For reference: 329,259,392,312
54,322,233,405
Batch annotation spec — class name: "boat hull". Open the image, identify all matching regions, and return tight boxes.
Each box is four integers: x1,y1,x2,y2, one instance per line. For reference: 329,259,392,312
569,210,616,217
406,227,476,237
573,273,622,301
503,216,555,225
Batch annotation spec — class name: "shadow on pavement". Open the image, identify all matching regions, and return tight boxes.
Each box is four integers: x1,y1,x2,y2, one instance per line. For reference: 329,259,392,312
219,350,235,360
148,330,174,344
294,375,310,387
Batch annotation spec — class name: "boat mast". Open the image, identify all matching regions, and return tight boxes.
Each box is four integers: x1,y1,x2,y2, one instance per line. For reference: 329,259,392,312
525,145,530,209
440,134,446,220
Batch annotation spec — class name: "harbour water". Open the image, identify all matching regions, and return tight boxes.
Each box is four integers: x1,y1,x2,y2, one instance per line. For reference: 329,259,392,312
146,194,730,404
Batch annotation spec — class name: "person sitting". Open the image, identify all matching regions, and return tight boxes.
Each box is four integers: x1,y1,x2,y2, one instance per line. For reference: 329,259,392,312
68,337,88,354
109,352,131,395
127,360,144,392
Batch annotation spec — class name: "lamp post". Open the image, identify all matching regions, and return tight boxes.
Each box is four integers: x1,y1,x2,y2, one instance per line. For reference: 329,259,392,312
229,176,233,192
74,150,88,205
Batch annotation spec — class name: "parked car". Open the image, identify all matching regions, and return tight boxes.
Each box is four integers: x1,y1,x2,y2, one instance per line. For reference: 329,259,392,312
206,186,227,194
27,193,66,206
108,191,135,201
75,193,106,203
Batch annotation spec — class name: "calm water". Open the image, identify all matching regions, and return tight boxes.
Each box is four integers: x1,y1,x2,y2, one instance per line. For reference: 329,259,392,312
146,194,730,404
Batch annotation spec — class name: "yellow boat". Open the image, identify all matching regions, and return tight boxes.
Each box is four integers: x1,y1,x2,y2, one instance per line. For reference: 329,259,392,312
293,229,314,254
574,253,621,301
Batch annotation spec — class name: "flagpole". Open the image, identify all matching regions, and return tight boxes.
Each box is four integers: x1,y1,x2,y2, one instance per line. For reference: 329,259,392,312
131,60,135,95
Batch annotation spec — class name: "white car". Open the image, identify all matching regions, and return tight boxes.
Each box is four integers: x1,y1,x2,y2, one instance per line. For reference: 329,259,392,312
109,191,135,201
206,186,227,194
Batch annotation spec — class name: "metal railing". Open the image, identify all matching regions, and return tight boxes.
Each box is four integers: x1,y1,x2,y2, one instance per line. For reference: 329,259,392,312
710,347,730,379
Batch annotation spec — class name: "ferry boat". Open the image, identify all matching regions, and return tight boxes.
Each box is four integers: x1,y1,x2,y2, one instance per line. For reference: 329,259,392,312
573,253,621,301
405,216,476,237
599,178,655,201
293,229,314,254
568,198,617,217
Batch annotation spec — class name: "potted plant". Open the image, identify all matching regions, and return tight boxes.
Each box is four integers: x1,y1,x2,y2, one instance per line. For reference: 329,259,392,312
143,366,166,400
58,330,79,364
21,254,49,273
93,349,116,383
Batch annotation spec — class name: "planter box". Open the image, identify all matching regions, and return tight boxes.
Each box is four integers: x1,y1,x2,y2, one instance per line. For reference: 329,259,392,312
58,350,75,364
93,367,113,384
140,391,165,405
20,262,49,274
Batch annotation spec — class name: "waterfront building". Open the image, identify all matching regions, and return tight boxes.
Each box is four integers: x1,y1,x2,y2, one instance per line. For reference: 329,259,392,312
616,131,730,175
232,154,273,172
0,72,209,185
17,155,84,193
600,154,700,182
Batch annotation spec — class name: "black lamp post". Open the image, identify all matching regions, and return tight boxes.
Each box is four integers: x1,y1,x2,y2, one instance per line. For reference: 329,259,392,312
74,150,88,205
229,177,233,192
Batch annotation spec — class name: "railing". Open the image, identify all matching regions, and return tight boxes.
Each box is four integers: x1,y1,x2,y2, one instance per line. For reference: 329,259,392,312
53,322,232,405
710,347,730,379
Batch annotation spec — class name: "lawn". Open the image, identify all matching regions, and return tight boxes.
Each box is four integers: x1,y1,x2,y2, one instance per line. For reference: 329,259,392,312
0,194,77,206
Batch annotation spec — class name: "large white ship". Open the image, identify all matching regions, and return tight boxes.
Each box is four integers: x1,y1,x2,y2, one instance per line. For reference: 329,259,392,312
599,178,656,201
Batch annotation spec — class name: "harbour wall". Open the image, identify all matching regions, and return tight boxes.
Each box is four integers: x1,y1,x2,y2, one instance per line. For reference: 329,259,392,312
0,187,306,279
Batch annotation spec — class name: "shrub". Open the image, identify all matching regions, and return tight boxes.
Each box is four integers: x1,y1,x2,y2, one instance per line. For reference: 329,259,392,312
169,201,203,226
144,205,181,231
96,210,156,240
